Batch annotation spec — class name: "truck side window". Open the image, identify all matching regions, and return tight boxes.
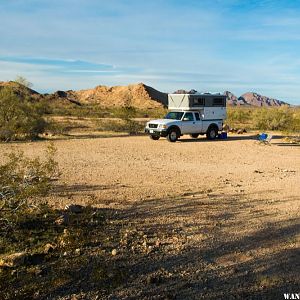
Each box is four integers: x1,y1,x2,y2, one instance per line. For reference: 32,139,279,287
183,112,194,121
195,113,200,121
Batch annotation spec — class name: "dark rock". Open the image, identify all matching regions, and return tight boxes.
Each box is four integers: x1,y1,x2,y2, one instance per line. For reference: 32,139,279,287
27,253,46,265
147,274,163,285
65,204,84,214
54,213,69,225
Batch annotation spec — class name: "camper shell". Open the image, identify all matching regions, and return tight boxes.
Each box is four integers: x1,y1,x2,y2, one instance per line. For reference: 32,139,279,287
168,93,226,120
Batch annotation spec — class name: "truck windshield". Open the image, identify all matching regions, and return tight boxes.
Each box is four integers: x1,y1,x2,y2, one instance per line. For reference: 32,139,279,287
164,112,184,120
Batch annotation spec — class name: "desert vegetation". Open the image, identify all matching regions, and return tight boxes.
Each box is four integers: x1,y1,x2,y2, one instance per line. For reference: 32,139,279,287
1,80,299,140
0,145,123,299
0,144,58,234
226,106,300,133
0,87,47,141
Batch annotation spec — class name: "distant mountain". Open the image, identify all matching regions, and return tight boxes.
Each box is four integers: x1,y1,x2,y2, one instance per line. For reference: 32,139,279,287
0,81,290,108
238,92,289,107
224,91,289,107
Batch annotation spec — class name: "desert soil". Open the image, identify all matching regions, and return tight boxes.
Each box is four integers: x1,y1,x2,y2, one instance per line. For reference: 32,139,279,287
1,133,299,299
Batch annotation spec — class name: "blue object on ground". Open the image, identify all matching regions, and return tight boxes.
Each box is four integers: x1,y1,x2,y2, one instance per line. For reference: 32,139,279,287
259,133,268,141
218,132,228,139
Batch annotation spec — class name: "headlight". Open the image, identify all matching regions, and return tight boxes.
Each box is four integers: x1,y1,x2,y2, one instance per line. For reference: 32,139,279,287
159,124,167,129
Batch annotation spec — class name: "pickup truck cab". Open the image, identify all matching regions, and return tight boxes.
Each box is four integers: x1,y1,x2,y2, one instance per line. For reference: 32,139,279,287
145,93,226,142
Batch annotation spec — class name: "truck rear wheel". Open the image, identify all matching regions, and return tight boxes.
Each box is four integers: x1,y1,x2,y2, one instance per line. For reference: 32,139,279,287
206,126,218,140
167,129,179,142
190,134,199,139
150,135,160,140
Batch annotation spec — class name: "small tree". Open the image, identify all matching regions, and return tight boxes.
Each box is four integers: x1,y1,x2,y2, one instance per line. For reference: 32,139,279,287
253,107,293,131
15,75,33,89
0,87,46,141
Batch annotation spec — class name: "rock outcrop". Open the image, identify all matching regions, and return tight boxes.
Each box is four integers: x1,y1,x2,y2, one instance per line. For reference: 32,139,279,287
238,92,289,107
71,83,167,108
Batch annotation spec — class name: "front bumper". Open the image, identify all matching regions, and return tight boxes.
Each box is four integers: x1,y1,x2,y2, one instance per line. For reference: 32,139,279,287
145,128,168,137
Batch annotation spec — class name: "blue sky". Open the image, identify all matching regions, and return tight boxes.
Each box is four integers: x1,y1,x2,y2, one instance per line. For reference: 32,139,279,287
1,0,300,104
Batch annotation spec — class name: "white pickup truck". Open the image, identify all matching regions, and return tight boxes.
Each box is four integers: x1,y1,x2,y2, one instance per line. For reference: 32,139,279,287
145,93,226,142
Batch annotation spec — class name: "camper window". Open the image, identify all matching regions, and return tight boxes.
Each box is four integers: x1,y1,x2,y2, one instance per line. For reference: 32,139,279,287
193,97,205,106
213,98,224,106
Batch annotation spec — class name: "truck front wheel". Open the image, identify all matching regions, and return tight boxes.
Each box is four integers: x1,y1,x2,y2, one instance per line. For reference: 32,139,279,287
167,129,179,142
206,126,218,140
150,135,160,140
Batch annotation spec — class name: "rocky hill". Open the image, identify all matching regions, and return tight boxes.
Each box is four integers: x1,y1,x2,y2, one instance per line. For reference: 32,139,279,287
0,81,289,108
0,81,40,100
224,91,242,106
238,92,289,107
71,83,167,108
224,91,289,107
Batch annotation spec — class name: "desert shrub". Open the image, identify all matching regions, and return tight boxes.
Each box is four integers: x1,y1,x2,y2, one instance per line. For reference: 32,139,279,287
112,106,137,119
226,106,300,133
104,95,144,134
124,119,144,135
45,119,75,135
226,107,252,127
252,107,293,131
50,104,110,118
96,119,144,134
291,107,300,133
0,144,59,233
15,75,33,89
0,87,47,141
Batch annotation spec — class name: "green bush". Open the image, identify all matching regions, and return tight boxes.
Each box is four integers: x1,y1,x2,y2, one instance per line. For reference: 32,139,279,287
226,108,252,126
226,106,300,133
252,107,293,131
0,87,47,141
291,108,300,132
112,106,137,119
0,144,59,232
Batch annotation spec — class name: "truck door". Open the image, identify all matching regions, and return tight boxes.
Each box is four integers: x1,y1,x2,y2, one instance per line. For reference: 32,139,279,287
194,112,202,133
181,112,198,134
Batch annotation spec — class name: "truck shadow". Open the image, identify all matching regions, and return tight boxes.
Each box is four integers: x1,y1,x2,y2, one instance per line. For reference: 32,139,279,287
177,134,285,143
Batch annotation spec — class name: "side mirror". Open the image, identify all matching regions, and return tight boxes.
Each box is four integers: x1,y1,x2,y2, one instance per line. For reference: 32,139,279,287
183,117,189,121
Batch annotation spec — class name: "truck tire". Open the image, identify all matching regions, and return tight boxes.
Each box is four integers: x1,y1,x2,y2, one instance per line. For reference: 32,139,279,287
190,134,199,139
150,135,160,140
206,126,218,140
167,128,179,142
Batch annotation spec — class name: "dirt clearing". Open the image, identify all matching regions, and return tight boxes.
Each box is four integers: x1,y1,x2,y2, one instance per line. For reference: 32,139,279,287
0,133,299,299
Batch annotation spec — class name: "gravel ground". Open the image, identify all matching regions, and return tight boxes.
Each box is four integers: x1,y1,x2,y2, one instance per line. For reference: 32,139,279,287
1,133,299,299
